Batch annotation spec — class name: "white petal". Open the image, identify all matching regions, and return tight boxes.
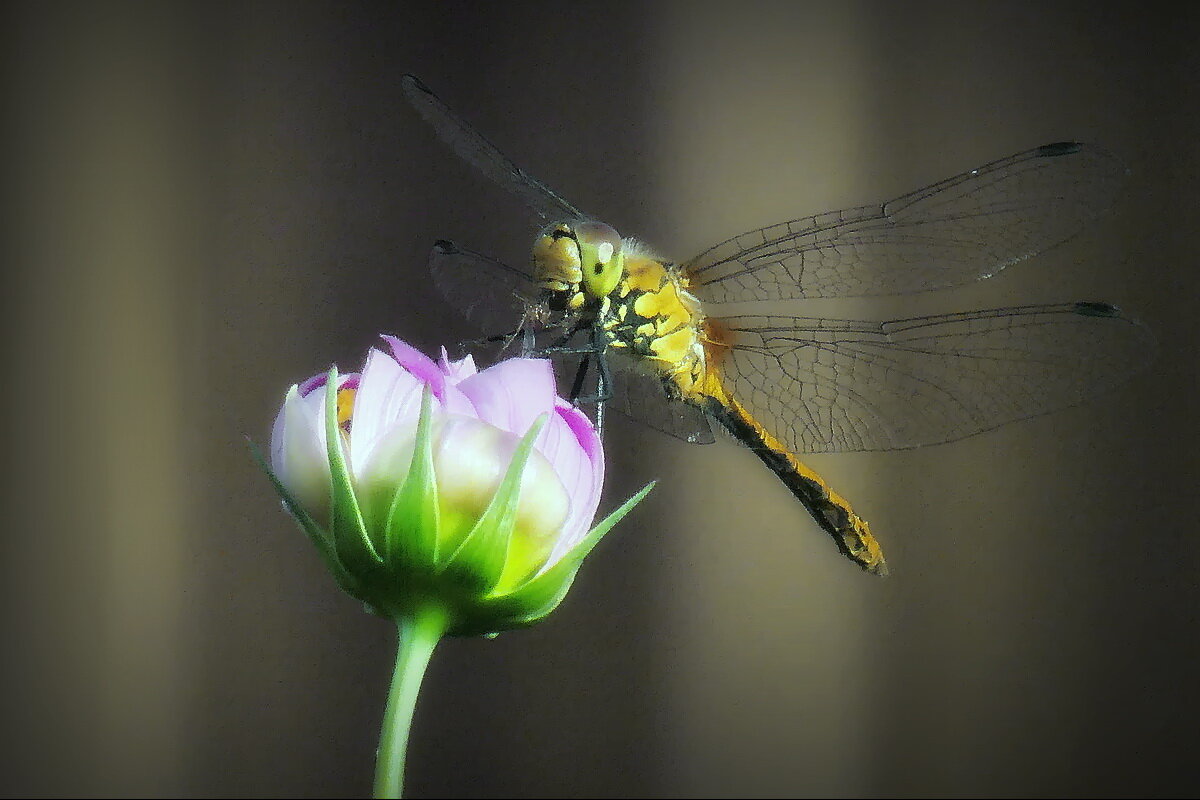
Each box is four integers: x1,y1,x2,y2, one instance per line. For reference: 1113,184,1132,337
352,412,428,535
272,384,333,522
350,348,424,477
438,347,478,382
433,416,569,554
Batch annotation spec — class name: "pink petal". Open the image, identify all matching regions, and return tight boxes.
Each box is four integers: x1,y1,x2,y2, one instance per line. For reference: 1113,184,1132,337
380,335,445,400
543,402,604,562
297,372,327,398
553,399,602,465
456,357,557,437
296,370,359,399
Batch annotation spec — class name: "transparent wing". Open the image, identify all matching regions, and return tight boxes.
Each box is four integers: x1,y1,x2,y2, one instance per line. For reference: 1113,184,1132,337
714,302,1154,453
607,360,718,444
402,74,586,223
687,143,1128,301
428,239,539,336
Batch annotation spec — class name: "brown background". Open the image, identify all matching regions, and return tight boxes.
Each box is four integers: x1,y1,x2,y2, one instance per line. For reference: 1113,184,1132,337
5,1,1198,797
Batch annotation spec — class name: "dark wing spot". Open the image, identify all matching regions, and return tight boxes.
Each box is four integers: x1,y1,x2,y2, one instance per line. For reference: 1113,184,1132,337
1072,300,1120,317
1037,141,1083,157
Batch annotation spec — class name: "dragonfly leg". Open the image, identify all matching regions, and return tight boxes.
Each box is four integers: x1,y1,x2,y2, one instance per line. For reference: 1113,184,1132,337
540,317,604,357
595,391,606,439
520,325,536,358
465,326,523,353
592,328,614,403
591,335,612,439
469,314,541,356
563,354,609,439
564,326,614,437
553,327,612,401
568,354,591,403
540,316,590,352
548,324,613,439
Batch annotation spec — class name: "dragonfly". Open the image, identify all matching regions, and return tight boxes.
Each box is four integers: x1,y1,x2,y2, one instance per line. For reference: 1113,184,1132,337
401,74,1153,576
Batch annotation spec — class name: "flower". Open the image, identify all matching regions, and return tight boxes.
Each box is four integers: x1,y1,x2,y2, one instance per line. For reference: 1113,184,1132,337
263,335,652,636
259,334,653,798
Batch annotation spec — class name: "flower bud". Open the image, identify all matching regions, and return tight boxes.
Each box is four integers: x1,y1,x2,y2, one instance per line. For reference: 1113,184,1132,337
261,336,651,635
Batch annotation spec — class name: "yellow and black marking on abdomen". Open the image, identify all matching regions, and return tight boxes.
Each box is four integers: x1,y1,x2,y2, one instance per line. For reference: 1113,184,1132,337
700,393,888,575
693,319,888,574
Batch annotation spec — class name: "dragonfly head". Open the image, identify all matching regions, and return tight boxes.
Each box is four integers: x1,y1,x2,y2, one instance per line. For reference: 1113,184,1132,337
533,220,625,309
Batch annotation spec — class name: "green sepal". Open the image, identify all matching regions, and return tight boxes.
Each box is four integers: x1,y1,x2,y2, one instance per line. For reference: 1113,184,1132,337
467,562,583,635
384,385,440,568
323,367,381,572
467,480,657,632
515,479,656,594
441,413,548,595
248,437,357,593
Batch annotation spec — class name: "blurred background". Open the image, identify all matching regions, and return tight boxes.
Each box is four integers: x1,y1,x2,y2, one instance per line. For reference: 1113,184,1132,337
4,1,1197,796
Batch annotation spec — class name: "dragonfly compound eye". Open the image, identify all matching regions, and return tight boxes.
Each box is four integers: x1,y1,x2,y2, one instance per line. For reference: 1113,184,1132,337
532,223,584,295
574,221,625,299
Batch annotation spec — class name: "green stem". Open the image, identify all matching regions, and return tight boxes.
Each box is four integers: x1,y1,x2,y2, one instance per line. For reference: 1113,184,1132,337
373,604,448,799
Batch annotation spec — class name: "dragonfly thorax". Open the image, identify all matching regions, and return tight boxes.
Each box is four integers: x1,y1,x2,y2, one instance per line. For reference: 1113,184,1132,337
532,221,625,311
